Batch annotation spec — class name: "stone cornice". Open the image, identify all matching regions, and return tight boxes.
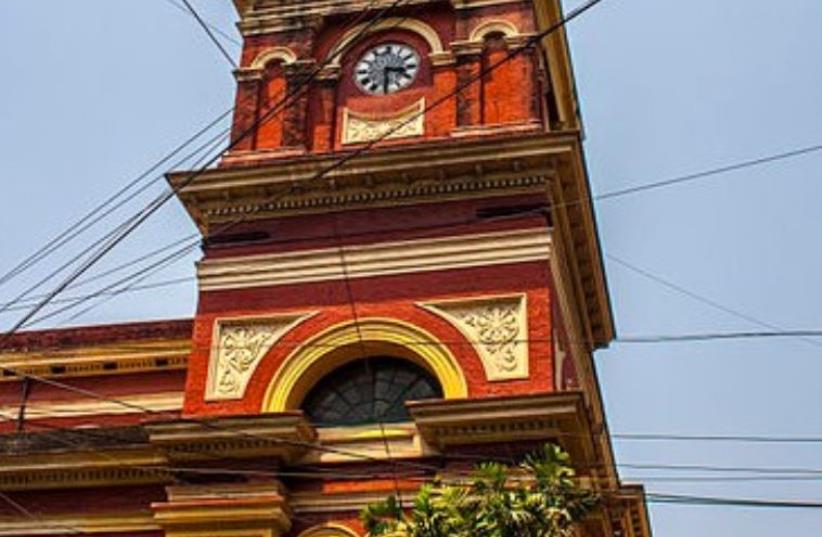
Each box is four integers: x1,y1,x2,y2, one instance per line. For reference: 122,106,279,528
614,485,654,537
169,133,568,225
0,338,189,383
0,446,172,491
0,392,182,420
146,413,316,464
408,391,601,475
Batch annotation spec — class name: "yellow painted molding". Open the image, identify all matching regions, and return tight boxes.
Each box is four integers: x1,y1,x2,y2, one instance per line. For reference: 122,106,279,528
263,318,468,412
0,392,183,419
0,339,189,382
250,46,298,69
297,523,360,537
327,17,444,68
468,19,520,41
0,512,159,536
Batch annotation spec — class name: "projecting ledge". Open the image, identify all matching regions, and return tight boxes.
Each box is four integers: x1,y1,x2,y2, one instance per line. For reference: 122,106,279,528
408,391,598,466
145,412,316,464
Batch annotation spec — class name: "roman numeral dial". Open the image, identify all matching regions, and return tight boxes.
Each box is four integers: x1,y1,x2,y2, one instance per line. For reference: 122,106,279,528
354,43,420,95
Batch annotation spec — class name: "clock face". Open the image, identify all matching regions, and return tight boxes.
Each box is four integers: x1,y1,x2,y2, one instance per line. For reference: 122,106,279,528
355,43,420,95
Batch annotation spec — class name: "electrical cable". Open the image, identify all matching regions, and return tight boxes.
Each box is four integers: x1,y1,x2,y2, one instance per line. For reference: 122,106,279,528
0,115,230,318
0,235,197,312
596,143,822,202
0,108,230,293
178,0,238,68
0,491,82,535
606,254,822,349
161,0,242,46
644,493,822,510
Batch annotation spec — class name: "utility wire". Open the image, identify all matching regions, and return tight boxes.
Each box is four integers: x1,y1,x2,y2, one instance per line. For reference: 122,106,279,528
0,491,82,535
0,109,230,292
2,0,438,449
178,0,238,68
0,235,197,311
613,432,822,444
0,116,228,317
606,254,822,349
162,0,242,47
596,143,822,202
4,412,822,521
645,493,822,510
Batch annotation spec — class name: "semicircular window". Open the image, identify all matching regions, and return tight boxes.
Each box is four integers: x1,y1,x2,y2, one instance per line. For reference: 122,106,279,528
301,357,443,427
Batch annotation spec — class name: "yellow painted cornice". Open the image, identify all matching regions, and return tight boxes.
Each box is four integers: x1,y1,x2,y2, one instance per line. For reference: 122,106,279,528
0,338,189,383
0,512,159,536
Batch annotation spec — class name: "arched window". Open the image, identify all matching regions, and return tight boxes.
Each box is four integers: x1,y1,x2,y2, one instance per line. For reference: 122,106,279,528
301,357,443,426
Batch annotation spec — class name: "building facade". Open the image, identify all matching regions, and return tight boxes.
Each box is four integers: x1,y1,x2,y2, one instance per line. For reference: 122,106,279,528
0,1,651,536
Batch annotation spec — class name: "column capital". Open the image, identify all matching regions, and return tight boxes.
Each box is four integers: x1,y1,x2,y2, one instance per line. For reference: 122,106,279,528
153,482,292,537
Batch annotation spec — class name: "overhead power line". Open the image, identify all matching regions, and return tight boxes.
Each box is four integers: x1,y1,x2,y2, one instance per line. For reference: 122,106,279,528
616,330,822,343
0,109,230,293
606,254,822,349
596,143,822,202
177,0,238,68
646,493,822,510
162,0,242,46
613,432,822,444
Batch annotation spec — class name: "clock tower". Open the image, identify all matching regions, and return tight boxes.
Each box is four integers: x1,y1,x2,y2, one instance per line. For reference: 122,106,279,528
153,1,652,536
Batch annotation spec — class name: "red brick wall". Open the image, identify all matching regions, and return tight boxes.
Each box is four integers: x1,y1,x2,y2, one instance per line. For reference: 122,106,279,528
184,260,555,416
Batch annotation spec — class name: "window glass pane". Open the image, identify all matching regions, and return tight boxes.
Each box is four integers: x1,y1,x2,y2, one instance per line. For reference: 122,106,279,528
302,357,443,426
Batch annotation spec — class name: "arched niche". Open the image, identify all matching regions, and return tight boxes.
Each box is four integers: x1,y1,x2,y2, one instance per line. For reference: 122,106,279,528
250,46,298,69
468,19,520,42
262,318,468,413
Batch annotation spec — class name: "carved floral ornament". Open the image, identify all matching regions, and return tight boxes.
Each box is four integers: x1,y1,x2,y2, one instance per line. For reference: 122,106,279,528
342,98,426,144
206,313,315,401
420,294,529,381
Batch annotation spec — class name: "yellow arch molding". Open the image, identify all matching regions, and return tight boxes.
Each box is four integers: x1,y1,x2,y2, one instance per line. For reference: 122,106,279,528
263,318,468,412
468,19,520,42
297,523,359,537
326,18,444,68
250,46,298,69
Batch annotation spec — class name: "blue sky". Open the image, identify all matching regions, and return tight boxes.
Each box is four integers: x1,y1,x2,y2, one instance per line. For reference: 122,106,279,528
0,1,820,535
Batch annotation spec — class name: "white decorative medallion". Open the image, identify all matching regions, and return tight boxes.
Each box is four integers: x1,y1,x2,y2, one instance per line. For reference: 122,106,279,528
342,98,425,144
206,313,314,401
420,294,529,381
